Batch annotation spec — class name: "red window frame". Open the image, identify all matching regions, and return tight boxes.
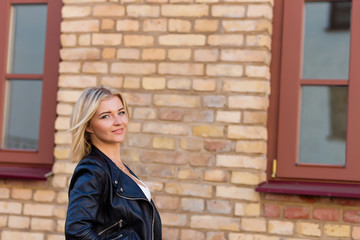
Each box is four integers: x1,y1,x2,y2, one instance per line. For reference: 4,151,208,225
0,0,61,180
259,0,360,197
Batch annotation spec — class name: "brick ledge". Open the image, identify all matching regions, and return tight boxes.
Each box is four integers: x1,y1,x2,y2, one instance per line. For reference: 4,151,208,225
256,181,360,198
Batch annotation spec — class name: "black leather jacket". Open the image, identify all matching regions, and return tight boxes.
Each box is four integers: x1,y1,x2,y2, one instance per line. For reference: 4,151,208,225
65,147,162,240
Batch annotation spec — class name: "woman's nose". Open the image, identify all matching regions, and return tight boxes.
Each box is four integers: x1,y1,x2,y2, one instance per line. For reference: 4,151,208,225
114,114,123,125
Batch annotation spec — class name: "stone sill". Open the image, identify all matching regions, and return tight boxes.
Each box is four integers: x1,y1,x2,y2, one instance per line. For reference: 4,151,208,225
0,166,52,181
256,181,360,198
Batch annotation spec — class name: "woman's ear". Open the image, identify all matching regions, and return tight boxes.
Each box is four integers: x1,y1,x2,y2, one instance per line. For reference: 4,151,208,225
86,124,94,134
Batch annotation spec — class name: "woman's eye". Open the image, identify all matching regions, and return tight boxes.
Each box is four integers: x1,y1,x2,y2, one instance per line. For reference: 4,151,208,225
100,115,109,119
118,111,126,116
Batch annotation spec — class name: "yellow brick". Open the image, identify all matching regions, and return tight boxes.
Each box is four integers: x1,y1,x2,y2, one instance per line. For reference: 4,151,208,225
133,107,156,119
204,170,227,182
168,19,191,32
0,188,10,199
168,48,191,61
228,125,267,140
123,92,152,106
55,116,70,130
190,215,240,231
162,5,209,17
117,48,141,60
52,175,68,188
324,224,350,238
246,35,271,49
269,220,294,235
92,33,122,45
2,231,44,240
142,48,166,60
216,111,241,123
208,34,245,46
55,132,72,144
64,0,106,2
58,75,96,88
216,155,266,170
127,5,160,17
128,122,141,132
247,4,273,19
124,35,154,46
102,48,116,59
241,218,266,232
236,140,267,154
62,6,91,18
78,34,91,46
194,49,219,62
223,20,272,33
54,146,71,159
11,188,33,200
159,34,206,46
100,76,123,88
8,216,30,229
111,63,156,75
143,122,189,135
216,186,258,201
60,34,76,47
180,138,203,151
155,94,200,108
206,64,243,77
153,137,175,150
223,79,270,94
246,65,270,79
244,203,261,217
229,95,268,111
93,5,125,16
123,77,141,89
193,78,216,91
161,213,187,226
56,103,73,115
168,78,191,90
116,20,139,31
82,62,108,73
296,222,321,237
31,218,55,231
34,190,56,202
221,49,270,63
0,202,22,214
24,204,54,217
243,111,267,125
212,5,246,17
144,19,167,32
159,63,204,75
194,19,218,32
178,169,202,180
142,77,166,90
231,171,260,185
101,19,115,30
61,20,99,32
59,61,81,73
352,226,360,239
192,125,224,137
60,48,100,61
165,182,212,198
0,215,7,227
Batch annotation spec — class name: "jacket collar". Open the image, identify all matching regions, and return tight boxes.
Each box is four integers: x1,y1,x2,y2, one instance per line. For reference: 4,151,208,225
91,146,148,200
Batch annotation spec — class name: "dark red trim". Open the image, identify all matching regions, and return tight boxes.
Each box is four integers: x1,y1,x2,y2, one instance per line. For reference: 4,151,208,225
10,0,48,3
300,79,348,85
256,181,360,198
6,74,43,80
0,166,51,180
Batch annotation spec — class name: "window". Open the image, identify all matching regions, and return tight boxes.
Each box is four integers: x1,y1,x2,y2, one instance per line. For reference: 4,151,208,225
0,0,61,180
262,0,360,192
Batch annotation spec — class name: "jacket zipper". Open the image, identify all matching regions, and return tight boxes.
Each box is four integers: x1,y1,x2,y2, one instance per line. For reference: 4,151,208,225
117,193,155,240
98,219,123,236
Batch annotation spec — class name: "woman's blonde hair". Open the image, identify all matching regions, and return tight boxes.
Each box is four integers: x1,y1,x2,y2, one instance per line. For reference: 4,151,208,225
69,86,129,162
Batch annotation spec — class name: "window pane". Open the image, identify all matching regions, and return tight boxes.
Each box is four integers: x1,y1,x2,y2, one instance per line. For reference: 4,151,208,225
302,1,351,79
7,4,47,74
299,86,347,165
2,80,42,150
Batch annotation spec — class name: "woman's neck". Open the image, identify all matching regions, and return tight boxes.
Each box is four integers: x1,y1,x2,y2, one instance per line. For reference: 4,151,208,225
93,143,122,163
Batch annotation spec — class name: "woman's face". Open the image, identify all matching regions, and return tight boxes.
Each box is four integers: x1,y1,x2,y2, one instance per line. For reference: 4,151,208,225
86,96,128,147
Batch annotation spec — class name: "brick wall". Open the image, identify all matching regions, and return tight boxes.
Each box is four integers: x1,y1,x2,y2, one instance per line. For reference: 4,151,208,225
55,0,272,239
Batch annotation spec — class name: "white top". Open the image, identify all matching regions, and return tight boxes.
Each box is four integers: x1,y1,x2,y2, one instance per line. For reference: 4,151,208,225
136,178,151,201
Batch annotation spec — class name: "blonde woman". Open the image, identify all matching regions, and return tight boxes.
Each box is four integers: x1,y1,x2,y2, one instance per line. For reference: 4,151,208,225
65,86,162,240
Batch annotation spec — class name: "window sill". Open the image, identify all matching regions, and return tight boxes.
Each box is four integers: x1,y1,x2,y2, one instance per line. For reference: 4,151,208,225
256,181,360,198
0,166,52,180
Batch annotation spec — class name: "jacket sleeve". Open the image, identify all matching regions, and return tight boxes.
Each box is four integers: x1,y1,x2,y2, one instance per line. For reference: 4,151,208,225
65,160,106,240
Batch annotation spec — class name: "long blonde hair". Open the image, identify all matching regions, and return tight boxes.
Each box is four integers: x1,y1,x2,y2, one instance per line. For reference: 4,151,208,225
69,86,129,162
